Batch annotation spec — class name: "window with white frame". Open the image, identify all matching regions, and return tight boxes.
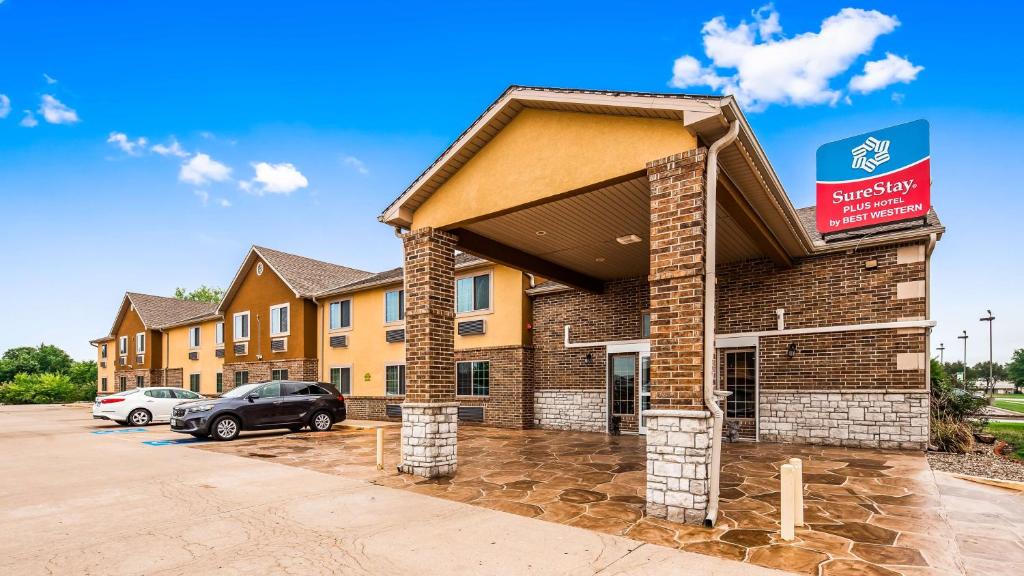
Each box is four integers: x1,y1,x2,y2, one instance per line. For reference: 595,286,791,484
385,289,404,323
385,364,406,396
188,326,201,349
215,321,224,346
456,361,490,396
456,272,491,314
119,336,128,355
329,300,351,330
135,332,146,354
330,366,352,395
101,344,108,359
270,303,289,336
233,312,250,341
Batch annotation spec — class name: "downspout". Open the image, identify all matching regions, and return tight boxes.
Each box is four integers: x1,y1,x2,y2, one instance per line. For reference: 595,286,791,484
703,120,740,528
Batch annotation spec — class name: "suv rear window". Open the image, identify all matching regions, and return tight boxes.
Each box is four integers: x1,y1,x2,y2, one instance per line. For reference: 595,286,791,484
283,382,329,396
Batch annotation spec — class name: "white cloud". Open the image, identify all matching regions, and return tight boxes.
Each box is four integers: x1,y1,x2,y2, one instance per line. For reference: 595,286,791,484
179,153,231,185
107,131,148,155
239,162,308,195
151,137,189,157
39,94,79,124
0,94,9,119
670,5,910,110
891,92,906,104
849,53,923,94
218,198,232,208
194,190,210,205
19,110,38,128
43,73,57,85
343,155,369,175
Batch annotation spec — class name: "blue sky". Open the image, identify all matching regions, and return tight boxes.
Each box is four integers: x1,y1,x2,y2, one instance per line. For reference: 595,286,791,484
0,1,1020,363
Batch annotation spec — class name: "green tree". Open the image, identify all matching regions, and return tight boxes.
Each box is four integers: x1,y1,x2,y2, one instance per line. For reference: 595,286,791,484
174,285,224,303
1008,349,1024,393
930,358,947,387
68,361,97,388
0,344,74,383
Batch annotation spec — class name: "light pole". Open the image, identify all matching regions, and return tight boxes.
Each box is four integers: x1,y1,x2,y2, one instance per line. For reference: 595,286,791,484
980,310,995,396
937,343,945,364
957,331,969,387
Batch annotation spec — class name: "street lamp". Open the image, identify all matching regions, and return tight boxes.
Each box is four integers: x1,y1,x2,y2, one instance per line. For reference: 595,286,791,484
957,331,969,387
980,310,995,396
936,342,945,364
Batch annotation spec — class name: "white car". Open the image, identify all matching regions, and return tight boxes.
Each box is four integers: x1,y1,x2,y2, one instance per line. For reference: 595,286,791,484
92,387,205,426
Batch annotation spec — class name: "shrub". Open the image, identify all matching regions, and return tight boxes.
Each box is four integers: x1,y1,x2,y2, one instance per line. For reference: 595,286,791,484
0,372,92,405
931,418,975,453
931,375,987,422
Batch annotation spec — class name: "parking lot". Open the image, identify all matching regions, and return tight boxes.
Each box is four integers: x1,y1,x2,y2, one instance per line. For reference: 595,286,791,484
0,404,789,576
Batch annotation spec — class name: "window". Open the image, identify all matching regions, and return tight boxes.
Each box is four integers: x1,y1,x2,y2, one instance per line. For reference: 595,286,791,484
145,389,174,399
330,367,352,395
611,355,636,416
101,344,108,359
189,373,200,392
457,361,490,396
173,389,201,400
135,332,146,354
723,350,756,420
234,371,249,387
188,326,201,349
284,382,329,396
257,382,281,398
329,300,352,330
270,303,289,336
215,322,224,346
101,377,108,392
456,272,491,314
216,373,223,393
136,375,145,389
118,376,127,392
385,289,404,323
641,312,651,338
118,336,128,355
233,312,250,341
385,364,406,396
271,368,289,380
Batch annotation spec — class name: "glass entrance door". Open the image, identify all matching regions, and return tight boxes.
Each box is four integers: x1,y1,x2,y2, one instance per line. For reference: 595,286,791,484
639,353,651,434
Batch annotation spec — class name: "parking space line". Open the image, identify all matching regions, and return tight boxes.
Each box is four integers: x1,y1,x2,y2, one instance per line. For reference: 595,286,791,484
91,428,148,435
141,438,209,446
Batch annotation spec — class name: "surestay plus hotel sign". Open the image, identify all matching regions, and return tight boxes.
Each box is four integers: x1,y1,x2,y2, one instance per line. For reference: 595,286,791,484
816,120,931,233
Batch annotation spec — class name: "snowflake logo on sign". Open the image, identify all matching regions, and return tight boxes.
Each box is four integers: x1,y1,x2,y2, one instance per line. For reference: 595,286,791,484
850,136,891,173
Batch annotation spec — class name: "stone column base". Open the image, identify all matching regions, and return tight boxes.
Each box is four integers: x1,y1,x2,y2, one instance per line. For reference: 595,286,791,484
644,409,714,524
398,402,459,477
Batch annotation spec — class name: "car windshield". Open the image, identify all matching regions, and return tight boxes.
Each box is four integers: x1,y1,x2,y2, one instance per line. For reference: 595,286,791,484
219,383,261,399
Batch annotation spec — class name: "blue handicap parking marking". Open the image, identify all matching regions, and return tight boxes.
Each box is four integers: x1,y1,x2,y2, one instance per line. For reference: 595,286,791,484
91,428,149,435
142,438,208,446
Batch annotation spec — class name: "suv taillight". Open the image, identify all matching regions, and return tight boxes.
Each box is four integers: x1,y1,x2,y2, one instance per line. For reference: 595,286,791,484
100,397,126,404
337,394,345,403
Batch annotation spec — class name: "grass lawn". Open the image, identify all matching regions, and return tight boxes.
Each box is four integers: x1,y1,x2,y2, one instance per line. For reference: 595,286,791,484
984,421,1024,460
994,393,1024,399
994,399,1024,414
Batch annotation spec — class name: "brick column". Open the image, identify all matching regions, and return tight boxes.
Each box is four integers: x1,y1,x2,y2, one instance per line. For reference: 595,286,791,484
400,227,459,477
645,148,714,524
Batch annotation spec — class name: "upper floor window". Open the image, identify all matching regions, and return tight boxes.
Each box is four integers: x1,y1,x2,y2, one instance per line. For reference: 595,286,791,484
101,344,108,359
270,303,289,336
188,326,201,349
456,272,491,314
329,300,351,330
215,321,224,346
118,336,128,356
385,289,404,324
135,332,146,354
233,311,250,341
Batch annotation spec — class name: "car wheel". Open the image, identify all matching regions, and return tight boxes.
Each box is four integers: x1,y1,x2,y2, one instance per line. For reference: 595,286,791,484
310,411,333,432
128,409,152,426
288,425,304,432
211,416,241,441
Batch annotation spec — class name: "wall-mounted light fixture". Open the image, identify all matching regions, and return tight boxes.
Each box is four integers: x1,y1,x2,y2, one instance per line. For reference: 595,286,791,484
786,343,798,358
583,352,593,366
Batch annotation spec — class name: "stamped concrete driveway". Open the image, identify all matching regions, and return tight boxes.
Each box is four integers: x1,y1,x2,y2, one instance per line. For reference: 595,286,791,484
0,405,789,576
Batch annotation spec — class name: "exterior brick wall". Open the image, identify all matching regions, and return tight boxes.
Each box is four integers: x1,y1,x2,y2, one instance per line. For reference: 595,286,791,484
221,359,319,391
345,396,402,421
113,368,167,390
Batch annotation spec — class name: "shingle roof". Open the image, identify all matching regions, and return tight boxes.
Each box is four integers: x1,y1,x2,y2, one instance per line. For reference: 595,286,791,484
795,206,943,245
253,246,374,297
126,292,220,330
315,252,488,298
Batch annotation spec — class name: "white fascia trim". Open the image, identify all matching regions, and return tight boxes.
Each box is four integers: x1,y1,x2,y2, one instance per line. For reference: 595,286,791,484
717,319,936,340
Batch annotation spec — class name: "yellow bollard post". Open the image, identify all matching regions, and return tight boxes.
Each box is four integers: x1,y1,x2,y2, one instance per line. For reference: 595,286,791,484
376,427,384,471
789,457,804,527
780,463,795,541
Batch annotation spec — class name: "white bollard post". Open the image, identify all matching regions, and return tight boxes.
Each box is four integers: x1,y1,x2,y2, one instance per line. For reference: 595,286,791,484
780,463,795,541
376,427,384,471
789,457,804,527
